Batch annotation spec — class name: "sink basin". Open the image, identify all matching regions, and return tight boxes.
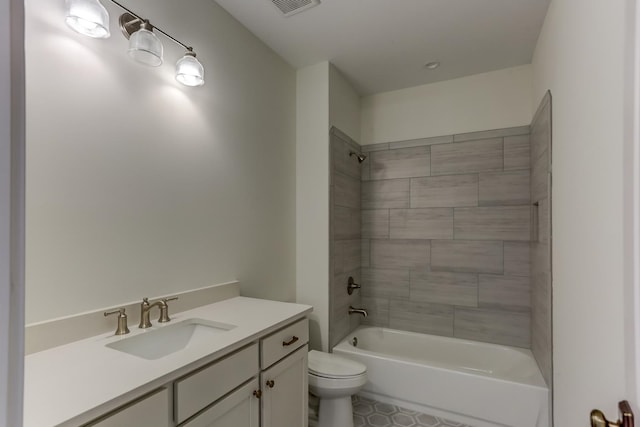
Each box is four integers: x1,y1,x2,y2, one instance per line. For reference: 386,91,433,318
106,318,236,360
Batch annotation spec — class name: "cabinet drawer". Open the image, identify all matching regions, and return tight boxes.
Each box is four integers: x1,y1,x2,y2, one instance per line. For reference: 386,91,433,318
181,378,259,427
175,343,259,424
86,388,170,427
261,318,308,368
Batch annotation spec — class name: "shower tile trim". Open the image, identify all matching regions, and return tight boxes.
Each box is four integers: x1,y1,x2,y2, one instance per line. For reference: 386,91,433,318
359,125,530,150
361,142,390,152
386,134,454,150
453,125,531,142
330,126,361,151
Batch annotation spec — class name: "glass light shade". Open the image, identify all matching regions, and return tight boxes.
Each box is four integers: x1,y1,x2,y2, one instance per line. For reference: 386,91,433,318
175,52,204,87
65,0,110,39
128,26,163,67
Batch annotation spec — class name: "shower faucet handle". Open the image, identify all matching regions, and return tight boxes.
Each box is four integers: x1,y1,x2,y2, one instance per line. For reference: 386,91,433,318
347,276,361,295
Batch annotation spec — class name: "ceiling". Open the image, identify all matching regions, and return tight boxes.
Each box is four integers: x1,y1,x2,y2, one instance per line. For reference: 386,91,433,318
214,0,551,95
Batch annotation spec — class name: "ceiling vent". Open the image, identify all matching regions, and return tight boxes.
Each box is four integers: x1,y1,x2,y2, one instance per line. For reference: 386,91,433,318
271,0,320,17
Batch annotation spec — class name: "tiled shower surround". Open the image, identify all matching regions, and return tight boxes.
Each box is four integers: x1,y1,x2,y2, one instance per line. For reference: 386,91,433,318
329,128,363,348
530,92,553,386
360,126,533,348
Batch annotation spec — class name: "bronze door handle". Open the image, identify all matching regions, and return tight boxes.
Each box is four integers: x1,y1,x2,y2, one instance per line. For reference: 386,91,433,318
591,400,634,427
266,380,275,388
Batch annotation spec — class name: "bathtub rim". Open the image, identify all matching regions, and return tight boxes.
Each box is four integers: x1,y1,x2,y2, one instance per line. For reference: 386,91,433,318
333,325,548,390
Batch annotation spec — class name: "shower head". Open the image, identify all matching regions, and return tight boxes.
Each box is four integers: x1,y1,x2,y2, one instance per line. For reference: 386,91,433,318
349,151,367,163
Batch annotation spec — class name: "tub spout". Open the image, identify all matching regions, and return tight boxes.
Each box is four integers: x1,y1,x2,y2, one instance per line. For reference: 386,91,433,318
349,306,368,317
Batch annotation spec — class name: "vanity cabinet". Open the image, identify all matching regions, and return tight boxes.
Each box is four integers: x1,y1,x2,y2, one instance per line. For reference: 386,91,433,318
86,388,171,427
83,317,309,427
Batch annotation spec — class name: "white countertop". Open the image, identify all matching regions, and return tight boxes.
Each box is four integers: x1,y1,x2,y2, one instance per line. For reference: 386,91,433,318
24,296,312,427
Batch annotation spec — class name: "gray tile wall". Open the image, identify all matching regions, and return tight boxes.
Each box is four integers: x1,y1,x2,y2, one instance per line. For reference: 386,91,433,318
329,128,363,349
530,92,553,387
360,126,533,348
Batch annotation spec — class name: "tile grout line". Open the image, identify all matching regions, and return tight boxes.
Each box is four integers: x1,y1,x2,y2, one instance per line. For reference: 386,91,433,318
476,273,480,310
502,137,505,171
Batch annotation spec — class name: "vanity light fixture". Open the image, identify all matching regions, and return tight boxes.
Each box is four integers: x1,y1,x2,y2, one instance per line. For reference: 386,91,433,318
64,0,204,86
175,47,205,87
65,0,111,39
120,15,163,67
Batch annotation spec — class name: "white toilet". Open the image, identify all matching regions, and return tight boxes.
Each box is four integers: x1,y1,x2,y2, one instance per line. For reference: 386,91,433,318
308,350,367,427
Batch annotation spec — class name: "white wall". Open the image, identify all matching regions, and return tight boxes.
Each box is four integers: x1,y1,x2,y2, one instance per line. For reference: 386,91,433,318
329,64,361,142
532,0,627,423
360,65,533,145
624,0,640,410
295,61,361,351
296,62,330,351
0,0,11,418
25,0,297,323
1,0,25,423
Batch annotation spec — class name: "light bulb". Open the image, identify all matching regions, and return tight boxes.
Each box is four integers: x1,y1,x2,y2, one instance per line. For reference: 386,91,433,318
65,0,110,38
175,49,204,87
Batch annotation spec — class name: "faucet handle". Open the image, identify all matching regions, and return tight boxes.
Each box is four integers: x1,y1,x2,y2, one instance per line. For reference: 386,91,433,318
104,308,130,335
158,296,178,323
347,276,361,295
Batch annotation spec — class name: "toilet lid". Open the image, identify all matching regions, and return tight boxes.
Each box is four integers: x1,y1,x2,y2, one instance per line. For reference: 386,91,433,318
308,350,367,378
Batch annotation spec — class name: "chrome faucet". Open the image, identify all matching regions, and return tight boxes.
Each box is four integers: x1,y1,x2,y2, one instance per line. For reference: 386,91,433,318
139,297,166,329
349,306,368,317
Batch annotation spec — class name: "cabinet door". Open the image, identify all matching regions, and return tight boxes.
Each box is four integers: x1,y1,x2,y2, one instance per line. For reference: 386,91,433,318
87,388,171,427
181,378,260,427
174,343,259,424
261,345,308,427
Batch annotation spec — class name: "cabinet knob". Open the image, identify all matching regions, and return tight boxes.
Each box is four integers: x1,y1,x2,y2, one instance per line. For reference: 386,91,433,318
253,390,262,399
266,380,275,388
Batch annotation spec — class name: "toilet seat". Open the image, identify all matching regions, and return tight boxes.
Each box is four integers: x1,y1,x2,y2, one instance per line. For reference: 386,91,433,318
308,350,367,379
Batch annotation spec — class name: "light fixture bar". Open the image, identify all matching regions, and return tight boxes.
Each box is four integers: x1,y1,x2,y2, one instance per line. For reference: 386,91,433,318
108,0,191,50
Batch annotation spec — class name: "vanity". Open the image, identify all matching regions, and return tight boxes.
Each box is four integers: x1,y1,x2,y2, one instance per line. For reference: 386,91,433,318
24,296,312,427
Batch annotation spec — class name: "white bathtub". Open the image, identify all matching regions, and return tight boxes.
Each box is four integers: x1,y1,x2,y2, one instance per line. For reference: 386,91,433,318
333,326,549,427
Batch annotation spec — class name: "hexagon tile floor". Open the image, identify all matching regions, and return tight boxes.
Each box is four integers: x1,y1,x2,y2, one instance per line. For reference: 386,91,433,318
352,395,472,427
